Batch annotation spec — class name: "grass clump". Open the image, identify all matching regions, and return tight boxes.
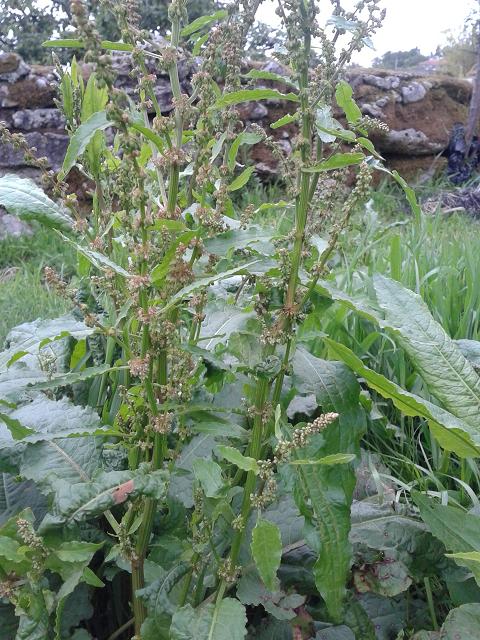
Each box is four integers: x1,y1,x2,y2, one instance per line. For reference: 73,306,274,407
0,226,75,344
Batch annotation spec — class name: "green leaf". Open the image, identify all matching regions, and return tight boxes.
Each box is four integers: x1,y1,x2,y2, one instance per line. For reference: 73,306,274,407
413,492,480,553
41,468,167,528
57,232,131,277
291,348,365,623
243,68,297,88
335,80,362,124
215,89,299,108
326,339,480,458
139,563,191,637
158,260,262,315
0,314,93,373
43,39,133,51
192,459,224,497
129,122,165,153
0,413,34,440
25,364,115,392
181,9,228,37
216,445,259,473
428,604,480,639
0,175,72,231
228,132,263,171
203,227,273,257
251,519,282,591
227,166,255,192
373,275,480,434
303,152,364,173
455,339,480,368
270,113,298,129
290,453,356,466
61,110,113,177
151,231,197,284
446,552,480,586
170,598,247,640
169,435,217,508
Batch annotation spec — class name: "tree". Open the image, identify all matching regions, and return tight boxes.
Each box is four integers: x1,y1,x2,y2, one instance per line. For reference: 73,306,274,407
373,47,428,70
0,0,218,64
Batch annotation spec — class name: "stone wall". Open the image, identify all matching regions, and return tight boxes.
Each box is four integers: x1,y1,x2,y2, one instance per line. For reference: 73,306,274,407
0,50,473,183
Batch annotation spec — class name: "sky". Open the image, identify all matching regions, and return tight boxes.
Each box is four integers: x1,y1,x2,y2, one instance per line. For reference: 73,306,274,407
256,0,479,65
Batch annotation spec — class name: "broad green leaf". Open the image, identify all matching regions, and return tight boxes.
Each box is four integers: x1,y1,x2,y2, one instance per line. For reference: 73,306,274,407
0,175,72,231
58,232,131,277
0,314,94,372
43,39,133,51
227,166,255,192
139,563,191,637
251,519,282,591
61,110,113,177
353,558,411,597
192,459,224,497
159,260,262,314
215,89,299,108
236,571,304,621
270,113,298,129
169,435,217,508
0,413,34,440
181,9,228,37
303,152,364,173
326,339,480,458
25,364,115,392
373,275,480,434
199,302,255,351
170,598,247,640
216,445,259,473
243,68,297,88
41,468,167,528
315,105,354,143
456,339,480,367
335,80,362,124
446,552,480,586
228,132,263,171
413,492,480,552
203,227,273,257
291,348,365,623
428,604,480,638
290,453,356,466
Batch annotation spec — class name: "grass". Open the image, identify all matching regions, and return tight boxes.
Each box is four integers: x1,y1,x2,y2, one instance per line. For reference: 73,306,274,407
0,226,75,345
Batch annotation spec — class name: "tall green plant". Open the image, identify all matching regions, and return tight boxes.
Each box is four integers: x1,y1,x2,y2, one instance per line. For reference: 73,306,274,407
1,1,446,638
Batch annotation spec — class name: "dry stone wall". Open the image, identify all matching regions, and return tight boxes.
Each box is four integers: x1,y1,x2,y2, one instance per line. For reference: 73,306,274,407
0,50,473,184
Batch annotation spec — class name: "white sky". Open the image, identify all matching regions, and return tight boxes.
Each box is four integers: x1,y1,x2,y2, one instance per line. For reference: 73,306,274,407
256,0,479,65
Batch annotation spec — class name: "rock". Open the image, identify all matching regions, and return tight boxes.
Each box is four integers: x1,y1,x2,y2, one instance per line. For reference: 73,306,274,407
0,73,56,108
361,102,384,118
0,213,32,240
261,59,290,77
12,108,65,131
0,132,69,169
378,128,444,156
363,73,400,90
0,52,30,83
401,81,427,104
247,102,269,120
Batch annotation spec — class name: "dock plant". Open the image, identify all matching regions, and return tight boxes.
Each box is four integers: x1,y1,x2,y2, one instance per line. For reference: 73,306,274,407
3,1,479,638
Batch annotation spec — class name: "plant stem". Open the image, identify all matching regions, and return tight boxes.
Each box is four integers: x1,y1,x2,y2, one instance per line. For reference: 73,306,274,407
424,577,439,631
